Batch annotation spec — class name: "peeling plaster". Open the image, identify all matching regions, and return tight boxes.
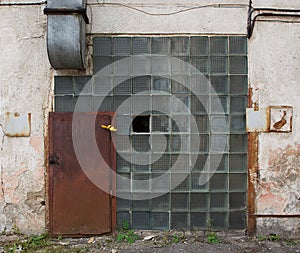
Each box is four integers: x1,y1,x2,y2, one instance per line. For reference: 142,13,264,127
258,144,300,212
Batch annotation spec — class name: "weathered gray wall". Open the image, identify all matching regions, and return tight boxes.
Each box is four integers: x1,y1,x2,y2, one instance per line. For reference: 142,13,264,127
0,0,299,235
0,5,52,234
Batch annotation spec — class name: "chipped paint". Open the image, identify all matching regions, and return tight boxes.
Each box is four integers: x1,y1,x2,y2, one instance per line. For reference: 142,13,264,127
30,136,43,153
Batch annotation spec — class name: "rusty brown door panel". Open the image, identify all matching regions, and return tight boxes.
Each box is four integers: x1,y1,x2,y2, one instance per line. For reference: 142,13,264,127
48,112,116,237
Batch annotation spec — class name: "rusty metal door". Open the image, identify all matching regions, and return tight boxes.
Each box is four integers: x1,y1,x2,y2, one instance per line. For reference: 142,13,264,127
48,112,116,237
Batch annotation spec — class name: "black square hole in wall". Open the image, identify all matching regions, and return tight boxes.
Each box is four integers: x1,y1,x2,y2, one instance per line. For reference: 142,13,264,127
132,115,150,133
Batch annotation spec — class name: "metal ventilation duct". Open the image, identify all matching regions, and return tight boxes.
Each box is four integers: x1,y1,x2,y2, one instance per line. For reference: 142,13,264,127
44,0,89,69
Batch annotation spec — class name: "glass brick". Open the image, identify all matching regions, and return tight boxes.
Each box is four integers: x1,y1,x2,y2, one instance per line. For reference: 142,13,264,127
191,115,208,133
229,37,247,55
132,76,151,94
93,37,112,56
152,95,170,114
190,212,207,228
152,37,170,55
152,76,170,93
152,115,170,132
94,76,112,95
229,154,247,172
191,134,209,153
74,76,92,95
210,76,229,94
210,56,228,74
131,135,151,152
230,96,247,113
210,212,227,229
230,75,248,94
230,115,246,132
73,95,92,112
113,56,131,76
211,134,228,152
191,75,209,94
113,77,132,95
116,115,131,134
117,211,130,229
171,37,189,55
151,212,169,230
210,193,228,210
132,197,150,211
116,153,131,172
133,173,150,192
171,135,189,153
229,173,247,191
211,95,228,113
55,96,74,112
151,193,170,210
191,56,209,74
171,154,190,172
171,212,188,229
151,173,170,192
117,173,130,192
230,56,248,74
172,173,190,191
171,75,190,94
171,115,190,133
151,134,169,153
116,135,131,152
117,197,131,211
171,95,190,114
93,96,112,111
113,37,131,55
191,95,208,114
210,154,228,172
192,155,208,172
93,56,113,75
152,56,171,75
210,173,228,191
210,37,228,55
211,115,229,133
132,96,151,114
151,154,170,172
113,95,131,112
132,212,150,229
54,76,73,94
191,173,209,190
191,37,208,55
190,193,208,211
132,56,151,75
229,192,246,209
171,193,189,210
133,37,150,54
229,211,246,229
172,56,190,74
132,155,150,173
230,134,247,152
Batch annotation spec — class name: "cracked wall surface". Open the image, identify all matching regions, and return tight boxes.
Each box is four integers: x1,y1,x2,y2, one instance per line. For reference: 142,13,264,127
0,0,299,236
0,5,52,234
249,12,300,236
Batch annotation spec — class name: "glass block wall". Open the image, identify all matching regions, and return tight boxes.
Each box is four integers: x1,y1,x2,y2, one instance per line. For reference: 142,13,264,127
54,36,248,230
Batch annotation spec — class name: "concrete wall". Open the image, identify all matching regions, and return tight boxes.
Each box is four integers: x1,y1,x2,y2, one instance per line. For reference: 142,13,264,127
0,5,52,234
0,0,299,236
249,21,300,236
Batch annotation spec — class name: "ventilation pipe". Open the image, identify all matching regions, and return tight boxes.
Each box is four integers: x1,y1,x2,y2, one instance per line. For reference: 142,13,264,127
44,0,89,69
